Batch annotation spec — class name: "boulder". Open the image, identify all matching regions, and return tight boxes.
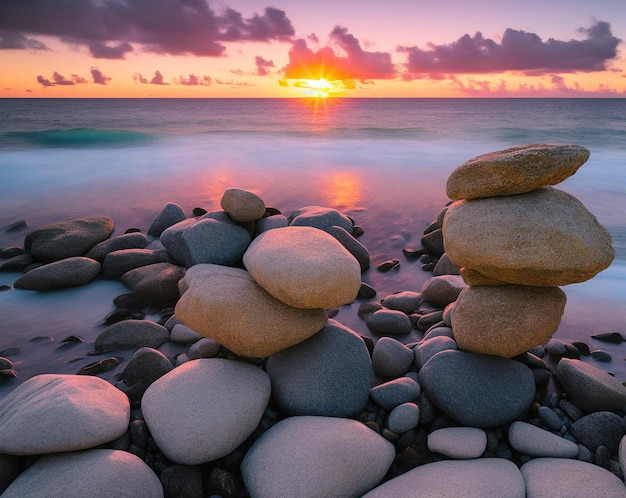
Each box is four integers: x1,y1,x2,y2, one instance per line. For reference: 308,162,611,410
0,374,129,455
442,187,614,286
85,232,148,261
24,216,114,262
288,205,354,232
241,416,395,498
266,320,371,417
243,226,361,309
121,262,185,303
148,202,186,237
0,449,162,498
13,257,100,291
419,350,535,427
446,144,590,200
142,358,270,465
451,285,566,358
95,320,169,353
175,264,327,357
220,188,266,222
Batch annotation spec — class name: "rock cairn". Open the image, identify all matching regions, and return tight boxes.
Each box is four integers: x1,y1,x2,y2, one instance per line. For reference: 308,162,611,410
1,157,626,496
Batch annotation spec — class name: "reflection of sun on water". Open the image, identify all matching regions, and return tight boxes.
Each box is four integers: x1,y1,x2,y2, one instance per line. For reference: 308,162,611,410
321,171,363,211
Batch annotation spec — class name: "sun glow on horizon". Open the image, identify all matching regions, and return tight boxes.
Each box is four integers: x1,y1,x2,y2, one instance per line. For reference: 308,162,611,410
290,77,348,98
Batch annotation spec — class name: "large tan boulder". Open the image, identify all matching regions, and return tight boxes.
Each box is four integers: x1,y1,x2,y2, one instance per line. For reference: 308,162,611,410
175,264,327,357
243,226,361,309
442,188,614,286
451,285,566,358
446,144,589,200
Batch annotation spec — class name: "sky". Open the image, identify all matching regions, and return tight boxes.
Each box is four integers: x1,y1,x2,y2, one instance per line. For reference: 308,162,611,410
1,0,625,98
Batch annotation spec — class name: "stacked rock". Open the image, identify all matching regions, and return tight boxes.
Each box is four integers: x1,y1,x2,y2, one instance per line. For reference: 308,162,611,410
442,144,615,358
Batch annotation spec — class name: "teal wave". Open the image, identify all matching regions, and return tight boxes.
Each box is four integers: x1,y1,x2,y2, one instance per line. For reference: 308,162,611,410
4,128,156,148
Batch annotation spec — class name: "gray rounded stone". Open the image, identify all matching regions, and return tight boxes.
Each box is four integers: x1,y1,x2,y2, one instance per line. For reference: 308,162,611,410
427,427,487,459
170,323,203,345
372,337,414,378
520,457,626,498
13,257,101,291
242,416,395,498
255,214,288,234
142,358,270,465
121,262,185,303
266,320,371,417
187,337,221,359
95,319,169,353
0,374,129,455
363,458,525,497
508,421,579,458
419,350,535,427
288,205,354,232
102,248,171,279
324,225,370,271
366,309,412,336
370,377,421,410
413,336,458,369
386,402,420,433
86,232,148,261
148,202,186,237
381,291,422,314
570,411,625,453
420,275,467,306
0,449,163,498
122,347,173,395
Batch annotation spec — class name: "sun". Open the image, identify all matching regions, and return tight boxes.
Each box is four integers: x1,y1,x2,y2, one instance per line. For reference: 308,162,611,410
294,78,344,98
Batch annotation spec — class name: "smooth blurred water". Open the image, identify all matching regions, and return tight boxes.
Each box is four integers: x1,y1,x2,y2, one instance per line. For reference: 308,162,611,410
0,97,625,397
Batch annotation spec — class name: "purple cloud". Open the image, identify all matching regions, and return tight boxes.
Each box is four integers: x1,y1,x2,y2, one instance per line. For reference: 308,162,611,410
91,67,111,84
255,56,275,76
36,71,87,87
402,21,620,77
176,73,212,86
0,0,295,58
0,29,46,50
134,70,168,85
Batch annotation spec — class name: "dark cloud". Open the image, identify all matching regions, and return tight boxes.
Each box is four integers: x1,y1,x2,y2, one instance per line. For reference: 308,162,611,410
255,56,275,76
36,71,87,87
176,73,212,86
0,29,47,50
91,67,111,84
36,75,53,87
283,26,395,80
402,21,620,77
134,70,168,85
0,0,295,58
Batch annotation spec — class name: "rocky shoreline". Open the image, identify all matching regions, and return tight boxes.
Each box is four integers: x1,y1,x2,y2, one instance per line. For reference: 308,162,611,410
1,144,626,497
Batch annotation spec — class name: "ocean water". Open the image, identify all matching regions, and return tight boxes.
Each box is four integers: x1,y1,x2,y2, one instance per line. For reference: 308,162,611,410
0,98,625,397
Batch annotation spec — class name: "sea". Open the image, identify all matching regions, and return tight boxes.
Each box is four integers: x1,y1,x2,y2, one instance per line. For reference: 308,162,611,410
0,98,625,399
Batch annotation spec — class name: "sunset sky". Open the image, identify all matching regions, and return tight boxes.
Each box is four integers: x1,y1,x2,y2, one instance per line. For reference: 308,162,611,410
1,0,625,98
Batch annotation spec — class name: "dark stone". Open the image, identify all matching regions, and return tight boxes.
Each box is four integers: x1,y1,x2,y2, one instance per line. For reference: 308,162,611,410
124,228,141,234
358,283,377,299
571,341,591,356
13,257,101,291
59,335,84,345
129,419,150,449
103,308,145,326
595,446,611,470
192,207,208,216
402,248,428,260
121,262,185,304
5,220,28,232
0,369,17,382
377,259,400,272
324,225,370,271
590,350,612,362
0,454,22,494
591,332,624,344
102,249,171,279
358,302,382,319
122,347,173,401
148,202,187,237
0,246,24,259
85,232,149,262
94,320,169,353
421,228,444,257
208,468,245,498
159,464,204,498
0,254,34,272
0,285,10,291
570,411,625,453
76,357,120,375
0,348,22,357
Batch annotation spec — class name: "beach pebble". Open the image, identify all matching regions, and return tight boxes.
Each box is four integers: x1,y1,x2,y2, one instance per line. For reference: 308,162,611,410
432,252,461,276
175,264,327,357
220,188,266,222
102,248,170,279
122,347,173,399
363,458,525,497
142,358,270,464
590,349,612,362
446,144,590,200
241,415,395,498
376,259,400,272
413,336,458,369
420,228,445,257
451,285,566,358
592,332,624,344
508,421,578,458
422,325,455,340
170,323,203,345
420,275,467,306
243,226,361,309
0,254,34,272
255,213,288,234
323,225,371,270
387,403,420,433
537,405,562,430
366,309,412,336
159,464,204,498
0,374,129,455
187,337,221,360
161,215,251,267
358,282,377,299
372,337,414,378
288,205,354,232
13,256,100,291
121,262,185,303
0,246,24,259
427,427,487,459
419,350,535,427
24,216,114,262
85,232,148,261
381,291,422,314
570,411,625,453
0,449,162,498
267,320,371,417
556,358,626,413
95,319,169,353
76,357,120,376
370,377,421,410
148,202,187,236
520,457,626,498
442,187,615,286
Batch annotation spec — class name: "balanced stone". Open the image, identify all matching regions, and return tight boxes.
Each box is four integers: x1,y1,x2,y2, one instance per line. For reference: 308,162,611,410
175,264,327,357
556,358,626,413
520,458,626,498
24,216,114,262
363,458,525,497
0,374,129,455
288,205,354,233
266,320,371,417
121,262,185,303
243,226,361,309
442,187,614,286
142,358,270,465
241,416,395,498
0,449,163,498
220,188,266,222
148,202,186,236
419,350,535,427
508,421,578,458
451,285,566,358
13,257,100,291
446,144,590,200
95,319,169,353
427,427,487,459
85,232,148,261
